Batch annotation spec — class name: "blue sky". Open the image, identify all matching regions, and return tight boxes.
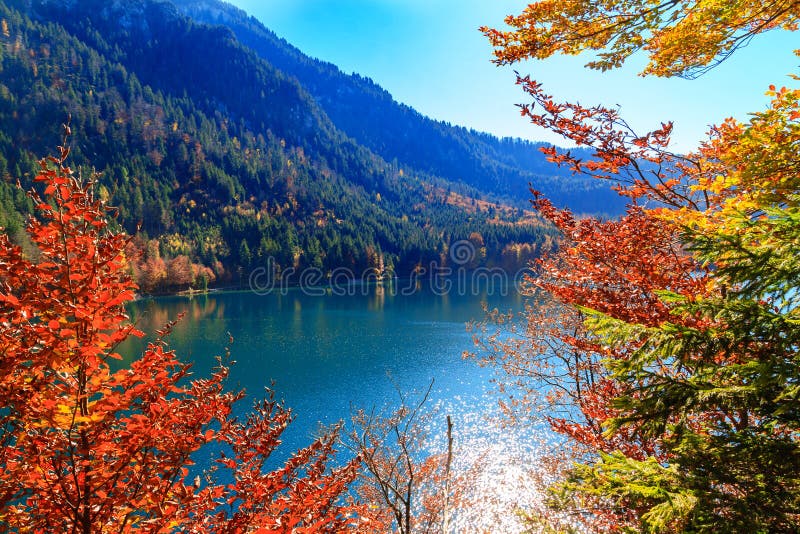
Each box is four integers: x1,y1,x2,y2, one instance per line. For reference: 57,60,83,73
225,0,798,153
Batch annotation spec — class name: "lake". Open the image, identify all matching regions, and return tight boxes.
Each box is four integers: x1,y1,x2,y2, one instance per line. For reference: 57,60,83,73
121,280,545,532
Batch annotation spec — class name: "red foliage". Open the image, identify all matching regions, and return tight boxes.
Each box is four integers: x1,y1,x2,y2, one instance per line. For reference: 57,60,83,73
516,74,702,209
0,141,370,531
496,70,732,529
126,237,214,294
531,192,708,322
472,70,722,531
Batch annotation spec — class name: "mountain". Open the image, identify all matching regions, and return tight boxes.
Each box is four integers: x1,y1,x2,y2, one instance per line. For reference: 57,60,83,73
172,0,625,215
0,0,603,293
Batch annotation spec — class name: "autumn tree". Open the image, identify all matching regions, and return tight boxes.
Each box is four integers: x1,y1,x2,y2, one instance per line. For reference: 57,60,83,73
345,381,458,534
483,0,800,78
476,1,800,531
0,138,370,532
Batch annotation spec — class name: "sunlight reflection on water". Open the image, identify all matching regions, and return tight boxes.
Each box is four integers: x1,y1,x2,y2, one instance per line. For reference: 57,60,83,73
122,286,557,531
429,397,550,533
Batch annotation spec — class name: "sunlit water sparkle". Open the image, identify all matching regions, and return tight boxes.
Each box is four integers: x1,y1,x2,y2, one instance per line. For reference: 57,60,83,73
121,285,555,532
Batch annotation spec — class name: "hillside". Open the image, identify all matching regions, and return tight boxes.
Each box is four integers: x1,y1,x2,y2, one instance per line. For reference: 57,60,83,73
0,0,562,292
0,0,547,291
173,0,626,215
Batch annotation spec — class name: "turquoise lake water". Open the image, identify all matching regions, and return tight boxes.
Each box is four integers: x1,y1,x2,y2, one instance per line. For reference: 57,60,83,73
120,282,549,531
121,282,526,457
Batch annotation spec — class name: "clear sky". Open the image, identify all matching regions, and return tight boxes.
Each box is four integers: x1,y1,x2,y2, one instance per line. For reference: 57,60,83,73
224,0,798,153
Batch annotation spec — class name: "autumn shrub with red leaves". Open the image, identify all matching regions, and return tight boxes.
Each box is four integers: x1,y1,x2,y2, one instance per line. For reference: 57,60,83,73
0,138,374,532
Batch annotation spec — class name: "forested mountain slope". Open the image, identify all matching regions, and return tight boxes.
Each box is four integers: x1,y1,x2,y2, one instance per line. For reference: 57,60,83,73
174,0,625,215
0,0,577,292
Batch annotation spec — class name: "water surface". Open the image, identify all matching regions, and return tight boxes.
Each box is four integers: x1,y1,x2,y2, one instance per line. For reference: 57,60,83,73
121,283,549,531
121,283,524,456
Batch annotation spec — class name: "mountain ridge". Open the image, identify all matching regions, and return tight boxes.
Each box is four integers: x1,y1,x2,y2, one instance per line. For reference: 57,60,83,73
174,0,626,215
0,0,560,292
